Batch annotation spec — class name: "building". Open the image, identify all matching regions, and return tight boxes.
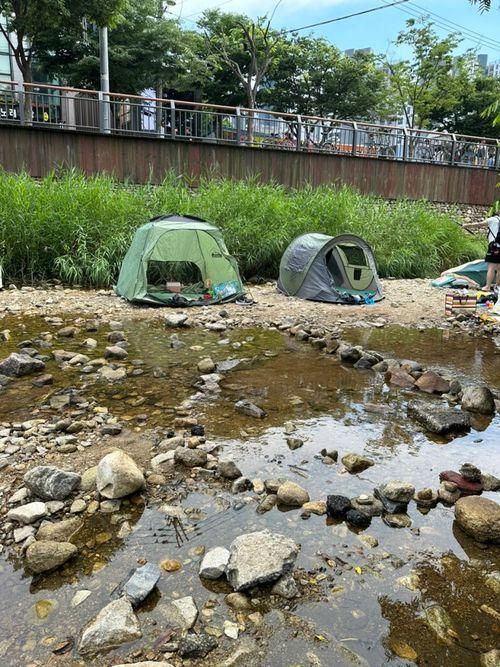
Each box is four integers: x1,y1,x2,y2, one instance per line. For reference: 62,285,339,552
477,53,488,73
0,17,13,83
486,59,500,78
344,48,373,58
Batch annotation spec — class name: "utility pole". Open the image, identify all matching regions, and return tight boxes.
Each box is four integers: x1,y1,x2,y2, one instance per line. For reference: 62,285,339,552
99,26,111,134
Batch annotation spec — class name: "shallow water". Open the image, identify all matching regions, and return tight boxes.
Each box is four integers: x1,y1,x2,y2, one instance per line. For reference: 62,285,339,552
0,316,499,666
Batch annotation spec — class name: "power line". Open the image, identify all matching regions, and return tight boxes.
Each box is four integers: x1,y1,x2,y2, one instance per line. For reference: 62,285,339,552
283,0,410,35
382,0,500,52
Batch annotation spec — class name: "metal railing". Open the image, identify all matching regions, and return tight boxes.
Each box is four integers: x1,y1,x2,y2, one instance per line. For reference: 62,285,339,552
0,80,499,170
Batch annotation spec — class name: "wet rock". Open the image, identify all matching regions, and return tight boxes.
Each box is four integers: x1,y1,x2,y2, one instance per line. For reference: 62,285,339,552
459,463,482,483
101,423,123,436
383,513,412,528
339,346,362,364
0,352,45,377
174,447,208,468
104,345,128,360
235,399,266,419
252,479,265,494
351,494,383,517
178,633,218,658
378,481,415,504
165,313,189,328
414,488,438,508
461,385,495,415
346,509,371,528
302,501,327,515
342,453,374,474
57,326,77,338
158,435,185,452
358,534,379,548
481,473,500,491
71,590,92,607
438,481,461,504
115,663,174,667
276,481,309,507
107,331,126,344
326,495,352,520
271,572,298,599
415,371,450,394
122,563,161,606
454,496,500,543
32,373,54,387
232,477,252,493
96,450,145,499
286,437,304,450
407,401,471,435
199,547,230,579
36,517,83,542
218,460,242,480
25,540,77,573
23,466,81,501
7,501,47,524
424,605,456,645
320,448,338,461
100,366,127,381
439,470,482,495
480,650,500,667
226,529,299,591
78,597,142,655
264,479,284,494
385,368,415,389
257,494,277,514
198,357,216,373
225,592,251,610
373,488,409,514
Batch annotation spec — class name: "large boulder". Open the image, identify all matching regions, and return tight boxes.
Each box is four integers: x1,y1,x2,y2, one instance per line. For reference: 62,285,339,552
461,385,496,415
226,530,299,591
24,466,81,500
276,481,309,507
454,496,500,543
25,540,77,573
0,352,45,377
96,450,145,499
407,401,471,435
79,597,142,655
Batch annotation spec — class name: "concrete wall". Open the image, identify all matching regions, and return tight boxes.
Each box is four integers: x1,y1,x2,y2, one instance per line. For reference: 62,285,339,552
0,124,497,205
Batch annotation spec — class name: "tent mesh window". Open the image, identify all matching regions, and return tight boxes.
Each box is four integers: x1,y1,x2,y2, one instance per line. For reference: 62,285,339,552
336,244,368,267
147,261,204,292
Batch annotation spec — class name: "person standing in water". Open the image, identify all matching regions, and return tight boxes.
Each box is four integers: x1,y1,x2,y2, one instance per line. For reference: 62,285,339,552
469,212,500,291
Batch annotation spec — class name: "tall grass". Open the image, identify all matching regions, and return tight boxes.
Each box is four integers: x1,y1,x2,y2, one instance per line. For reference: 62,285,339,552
0,169,485,287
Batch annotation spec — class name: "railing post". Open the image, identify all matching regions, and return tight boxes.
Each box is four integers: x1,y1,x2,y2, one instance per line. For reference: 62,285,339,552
17,82,25,126
403,128,409,160
494,142,500,170
352,122,357,156
170,100,176,139
450,133,457,166
236,107,242,146
296,115,302,151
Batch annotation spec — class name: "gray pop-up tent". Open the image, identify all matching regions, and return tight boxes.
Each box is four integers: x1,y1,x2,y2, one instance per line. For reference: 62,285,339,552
278,233,383,303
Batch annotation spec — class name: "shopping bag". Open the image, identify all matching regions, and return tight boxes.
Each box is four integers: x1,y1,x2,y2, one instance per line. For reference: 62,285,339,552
444,291,476,316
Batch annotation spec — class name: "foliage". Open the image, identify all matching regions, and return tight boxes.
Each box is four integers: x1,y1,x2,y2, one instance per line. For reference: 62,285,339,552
385,19,461,129
0,0,125,83
0,171,484,287
468,0,491,9
198,10,281,110
267,36,393,120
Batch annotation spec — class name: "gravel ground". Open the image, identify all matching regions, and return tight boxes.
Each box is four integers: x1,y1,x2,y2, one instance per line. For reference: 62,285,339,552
0,279,446,330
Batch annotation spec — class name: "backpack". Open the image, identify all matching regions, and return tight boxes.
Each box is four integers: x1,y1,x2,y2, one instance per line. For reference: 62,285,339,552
487,216,500,258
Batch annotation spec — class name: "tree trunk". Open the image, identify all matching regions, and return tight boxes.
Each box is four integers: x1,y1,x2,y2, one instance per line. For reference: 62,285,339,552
246,90,256,145
20,65,33,126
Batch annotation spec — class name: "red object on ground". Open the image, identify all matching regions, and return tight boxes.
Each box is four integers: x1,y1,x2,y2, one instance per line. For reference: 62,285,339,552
439,470,483,494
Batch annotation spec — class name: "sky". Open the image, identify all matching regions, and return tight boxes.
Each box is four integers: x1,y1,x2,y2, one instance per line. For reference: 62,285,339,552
172,0,500,64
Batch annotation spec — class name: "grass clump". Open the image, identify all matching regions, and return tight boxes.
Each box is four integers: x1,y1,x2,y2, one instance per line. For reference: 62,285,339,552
0,169,485,287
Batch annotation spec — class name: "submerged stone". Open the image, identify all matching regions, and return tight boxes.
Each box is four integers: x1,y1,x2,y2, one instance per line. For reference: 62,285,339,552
122,563,161,607
407,401,471,435
79,597,142,655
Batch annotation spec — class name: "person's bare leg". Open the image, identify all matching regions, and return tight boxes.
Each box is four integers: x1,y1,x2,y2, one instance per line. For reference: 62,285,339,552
483,263,495,290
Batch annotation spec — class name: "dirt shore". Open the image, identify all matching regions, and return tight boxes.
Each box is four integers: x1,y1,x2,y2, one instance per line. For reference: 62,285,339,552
0,279,447,330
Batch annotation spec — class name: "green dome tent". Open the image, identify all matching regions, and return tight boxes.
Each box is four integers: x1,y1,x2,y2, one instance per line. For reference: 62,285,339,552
115,214,245,306
278,233,383,303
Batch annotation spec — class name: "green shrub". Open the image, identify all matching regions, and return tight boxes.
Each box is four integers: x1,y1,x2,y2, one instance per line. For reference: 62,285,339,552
0,169,485,287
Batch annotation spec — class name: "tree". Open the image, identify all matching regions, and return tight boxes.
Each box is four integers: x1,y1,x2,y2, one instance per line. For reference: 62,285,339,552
268,36,392,120
385,18,461,129
468,0,491,9
199,10,282,141
0,0,125,85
